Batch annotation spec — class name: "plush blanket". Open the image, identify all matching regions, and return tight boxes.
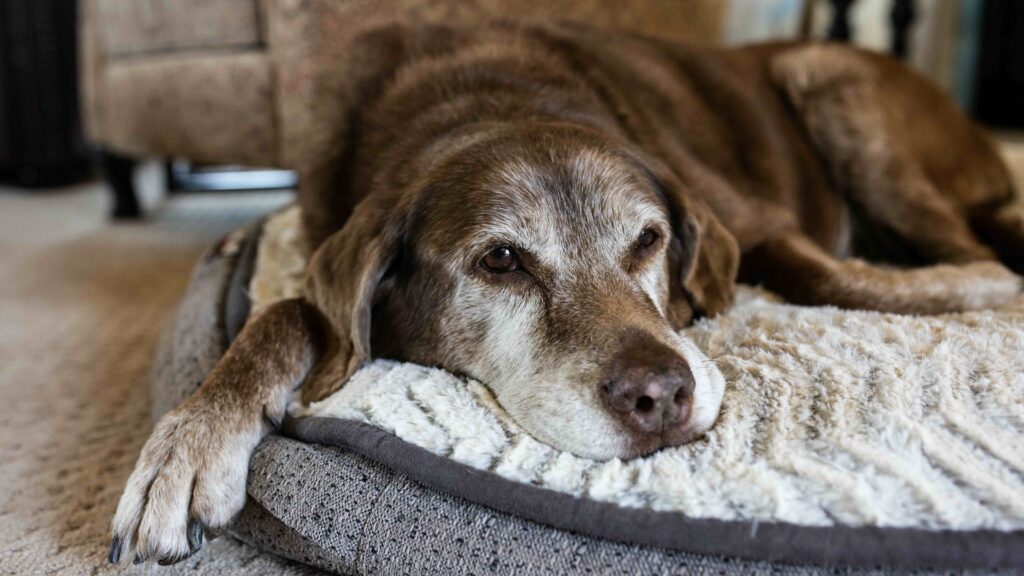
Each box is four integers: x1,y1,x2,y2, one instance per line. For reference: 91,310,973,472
252,206,1024,533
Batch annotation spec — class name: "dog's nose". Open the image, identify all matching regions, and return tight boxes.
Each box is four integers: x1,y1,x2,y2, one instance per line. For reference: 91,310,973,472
602,370,693,434
602,334,695,435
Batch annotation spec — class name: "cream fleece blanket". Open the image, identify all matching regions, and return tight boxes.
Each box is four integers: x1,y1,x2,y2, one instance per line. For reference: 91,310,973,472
252,206,1024,532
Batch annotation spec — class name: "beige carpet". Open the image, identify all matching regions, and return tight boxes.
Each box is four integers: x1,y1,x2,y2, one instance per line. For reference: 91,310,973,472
0,177,318,575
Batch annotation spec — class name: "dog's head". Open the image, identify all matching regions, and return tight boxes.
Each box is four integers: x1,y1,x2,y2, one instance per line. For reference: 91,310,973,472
304,125,737,459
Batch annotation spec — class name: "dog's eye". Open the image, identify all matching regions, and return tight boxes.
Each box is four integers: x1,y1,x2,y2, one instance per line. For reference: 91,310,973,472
636,228,659,251
481,246,520,273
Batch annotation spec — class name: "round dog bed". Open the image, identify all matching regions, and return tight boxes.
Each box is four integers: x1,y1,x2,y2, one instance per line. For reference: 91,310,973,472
151,210,1024,575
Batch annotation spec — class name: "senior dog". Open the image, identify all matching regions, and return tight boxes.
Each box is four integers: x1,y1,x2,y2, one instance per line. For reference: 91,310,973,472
110,21,1023,565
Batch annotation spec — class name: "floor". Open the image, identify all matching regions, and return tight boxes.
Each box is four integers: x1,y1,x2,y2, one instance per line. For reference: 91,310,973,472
0,172,320,575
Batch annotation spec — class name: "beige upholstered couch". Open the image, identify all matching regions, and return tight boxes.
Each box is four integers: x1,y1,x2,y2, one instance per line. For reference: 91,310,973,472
80,0,724,214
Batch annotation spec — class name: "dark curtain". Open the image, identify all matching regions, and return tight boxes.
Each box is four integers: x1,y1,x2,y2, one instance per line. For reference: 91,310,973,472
0,0,91,186
973,0,1024,129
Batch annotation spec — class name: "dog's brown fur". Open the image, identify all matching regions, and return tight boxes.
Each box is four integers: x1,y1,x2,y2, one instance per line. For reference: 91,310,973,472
112,21,1024,565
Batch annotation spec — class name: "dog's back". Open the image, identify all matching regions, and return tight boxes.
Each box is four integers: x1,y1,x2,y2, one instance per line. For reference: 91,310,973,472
299,23,835,251
300,20,1020,271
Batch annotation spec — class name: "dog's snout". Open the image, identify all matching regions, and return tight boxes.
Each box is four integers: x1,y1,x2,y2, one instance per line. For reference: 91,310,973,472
602,333,695,435
602,372,692,433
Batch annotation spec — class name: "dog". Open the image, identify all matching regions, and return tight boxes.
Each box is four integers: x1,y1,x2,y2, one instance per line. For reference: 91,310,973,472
110,21,1024,565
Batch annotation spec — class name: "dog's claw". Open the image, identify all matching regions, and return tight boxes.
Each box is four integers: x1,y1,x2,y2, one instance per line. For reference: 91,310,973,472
133,555,145,565
188,519,204,552
158,554,187,566
108,537,121,564
204,525,223,542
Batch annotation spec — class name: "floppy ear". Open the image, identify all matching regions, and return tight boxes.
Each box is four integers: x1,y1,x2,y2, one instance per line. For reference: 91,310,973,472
668,192,740,323
299,201,404,403
641,158,740,326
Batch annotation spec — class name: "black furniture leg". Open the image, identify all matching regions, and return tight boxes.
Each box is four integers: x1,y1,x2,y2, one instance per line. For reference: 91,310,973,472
890,0,916,59
828,0,857,42
101,150,141,219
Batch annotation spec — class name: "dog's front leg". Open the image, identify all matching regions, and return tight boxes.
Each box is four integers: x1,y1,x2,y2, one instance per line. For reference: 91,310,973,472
109,298,323,566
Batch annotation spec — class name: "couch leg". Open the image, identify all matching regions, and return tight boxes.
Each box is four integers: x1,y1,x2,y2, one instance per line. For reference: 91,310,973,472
101,150,141,219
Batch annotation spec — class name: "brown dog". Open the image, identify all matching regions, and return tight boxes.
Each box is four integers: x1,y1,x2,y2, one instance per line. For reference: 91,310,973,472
110,21,1023,565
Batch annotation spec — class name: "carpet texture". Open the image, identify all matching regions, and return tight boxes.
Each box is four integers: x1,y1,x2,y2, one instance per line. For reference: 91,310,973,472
251,208,1024,532
0,181,316,575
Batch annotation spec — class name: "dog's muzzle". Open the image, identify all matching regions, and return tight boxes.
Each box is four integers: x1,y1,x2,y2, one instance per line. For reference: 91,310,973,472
601,331,698,450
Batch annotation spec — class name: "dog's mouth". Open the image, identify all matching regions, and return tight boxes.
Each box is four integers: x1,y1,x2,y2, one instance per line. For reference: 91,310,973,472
623,421,710,459
452,333,725,461
486,382,719,461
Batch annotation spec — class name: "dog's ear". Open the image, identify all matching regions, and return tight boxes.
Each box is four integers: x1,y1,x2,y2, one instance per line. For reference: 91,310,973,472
300,198,405,403
640,157,740,327
667,191,740,324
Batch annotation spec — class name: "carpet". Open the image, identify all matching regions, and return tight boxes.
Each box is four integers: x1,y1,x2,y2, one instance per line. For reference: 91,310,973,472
0,179,317,575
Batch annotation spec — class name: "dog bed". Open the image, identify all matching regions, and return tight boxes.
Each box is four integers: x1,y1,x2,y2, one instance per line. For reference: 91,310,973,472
152,207,1024,575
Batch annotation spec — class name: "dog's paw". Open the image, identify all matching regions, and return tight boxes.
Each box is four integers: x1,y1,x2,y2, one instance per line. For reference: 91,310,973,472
109,398,265,566
958,261,1023,309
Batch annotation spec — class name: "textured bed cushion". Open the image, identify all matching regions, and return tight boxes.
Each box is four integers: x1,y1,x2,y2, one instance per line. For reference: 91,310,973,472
151,213,1024,575
295,309,1024,530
